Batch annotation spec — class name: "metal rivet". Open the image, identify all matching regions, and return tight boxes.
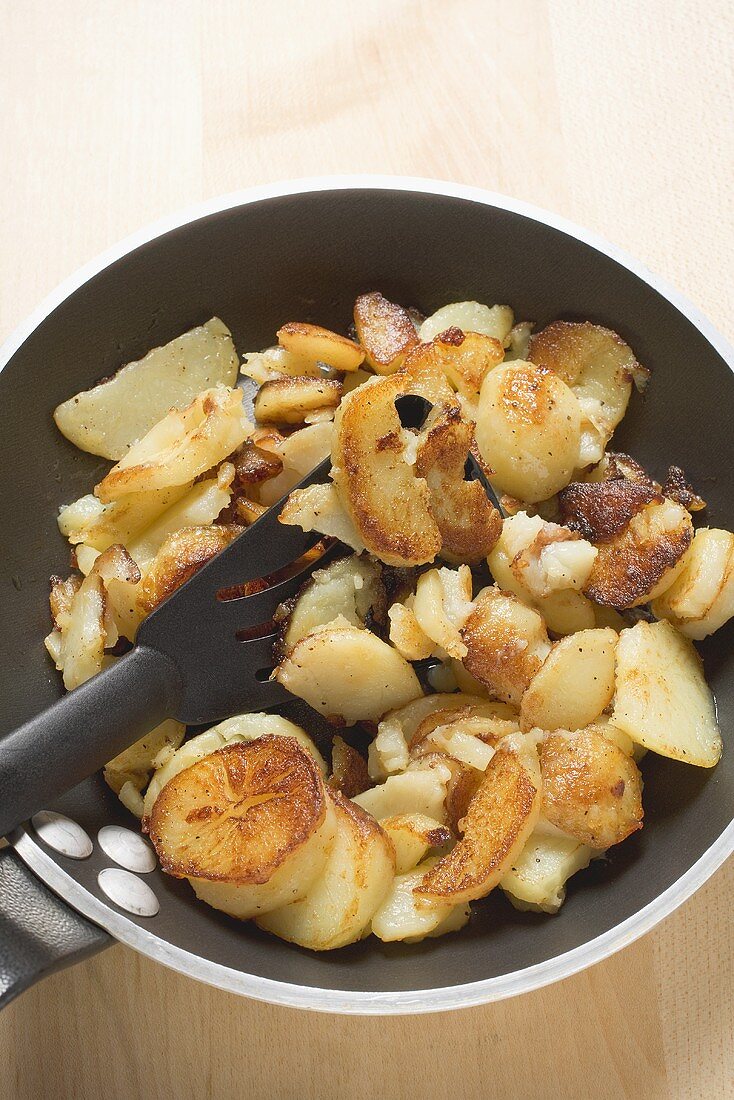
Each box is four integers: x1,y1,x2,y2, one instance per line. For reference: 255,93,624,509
97,868,160,917
31,810,93,859
97,825,157,873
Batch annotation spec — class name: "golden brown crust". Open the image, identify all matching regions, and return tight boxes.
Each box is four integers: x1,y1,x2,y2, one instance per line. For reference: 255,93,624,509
414,747,539,902
49,574,82,628
662,465,707,512
460,587,550,705
529,320,641,387
231,441,284,486
559,480,661,543
353,292,419,373
138,524,239,613
328,736,372,799
149,737,327,884
496,362,559,427
540,729,643,848
253,376,342,424
415,406,502,563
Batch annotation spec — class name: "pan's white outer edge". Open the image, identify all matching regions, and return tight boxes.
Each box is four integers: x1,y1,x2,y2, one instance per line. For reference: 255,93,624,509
6,175,734,1016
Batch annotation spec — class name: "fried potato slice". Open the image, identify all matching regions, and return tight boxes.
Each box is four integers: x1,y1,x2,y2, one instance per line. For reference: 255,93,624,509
277,553,384,656
253,376,342,424
413,744,541,905
328,736,372,799
59,484,192,551
500,826,594,913
149,737,336,920
331,374,442,566
419,301,514,344
414,405,502,562
539,728,643,849
104,719,185,799
519,628,617,732
277,322,364,372
404,328,505,398
275,623,422,723
279,482,366,553
353,292,419,374
412,565,474,658
558,477,660,544
613,620,722,766
583,498,693,608
353,767,451,824
142,714,326,822
137,524,239,614
529,321,644,465
61,572,107,690
241,344,327,383
651,527,734,639
460,586,551,705
257,790,394,949
388,600,434,660
95,386,250,502
475,362,582,502
371,859,467,942
380,813,451,873
258,421,335,506
54,318,239,460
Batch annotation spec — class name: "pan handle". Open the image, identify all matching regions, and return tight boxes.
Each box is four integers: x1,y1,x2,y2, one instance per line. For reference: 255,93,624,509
0,845,110,1009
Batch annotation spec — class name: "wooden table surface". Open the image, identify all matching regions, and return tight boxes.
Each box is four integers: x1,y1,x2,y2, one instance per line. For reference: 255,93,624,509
1,2,732,1097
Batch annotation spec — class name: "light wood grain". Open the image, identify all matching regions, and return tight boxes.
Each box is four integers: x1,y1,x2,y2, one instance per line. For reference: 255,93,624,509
0,1,732,1097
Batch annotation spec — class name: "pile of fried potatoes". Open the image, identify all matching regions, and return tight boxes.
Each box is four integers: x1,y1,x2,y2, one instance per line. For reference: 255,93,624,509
47,292,732,949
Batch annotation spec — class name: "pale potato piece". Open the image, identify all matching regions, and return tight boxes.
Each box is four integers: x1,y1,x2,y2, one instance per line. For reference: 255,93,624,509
104,719,185,797
501,827,594,913
257,790,394,949
137,524,239,614
412,565,473,659
279,482,366,553
586,717,636,757
388,601,434,660
331,374,441,566
53,318,239,460
539,729,644,848
275,623,422,723
142,715,326,822
381,813,451,873
353,292,419,374
353,769,450,824
371,859,461,942
278,554,384,655
241,345,326,383
404,329,505,398
61,572,107,689
419,301,514,344
277,322,364,372
519,628,617,732
505,321,533,362
59,484,192,551
529,321,642,465
149,738,336,920
651,527,734,639
253,376,342,424
613,620,722,767
584,498,693,608
257,421,335,507
126,467,234,569
95,386,251,502
414,745,541,905
461,586,551,705
475,362,582,502
418,719,497,772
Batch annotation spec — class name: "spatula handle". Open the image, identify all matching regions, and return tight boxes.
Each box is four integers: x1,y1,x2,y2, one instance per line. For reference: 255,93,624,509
0,645,182,838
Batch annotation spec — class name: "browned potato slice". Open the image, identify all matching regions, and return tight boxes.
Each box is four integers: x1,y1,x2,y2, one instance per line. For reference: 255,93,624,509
275,623,422,723
277,322,364,372
559,478,660,543
474,362,582,502
415,406,502,562
583,499,693,607
613,620,722,766
49,574,82,631
353,292,419,374
332,374,441,566
257,790,394,949
95,386,250,502
380,813,451,873
54,318,239,460
137,525,239,614
520,628,617,732
328,736,372,799
231,441,284,487
651,527,734,639
279,482,366,554
529,321,647,465
539,729,643,849
388,601,434,660
253,377,342,424
460,586,551,705
149,737,336,920
404,329,505,397
413,745,541,905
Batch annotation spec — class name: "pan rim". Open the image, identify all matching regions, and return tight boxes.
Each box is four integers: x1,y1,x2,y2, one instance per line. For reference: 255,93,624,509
5,174,734,1014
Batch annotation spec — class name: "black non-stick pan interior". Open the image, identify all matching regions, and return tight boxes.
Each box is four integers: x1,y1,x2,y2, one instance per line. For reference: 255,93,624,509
1,188,731,995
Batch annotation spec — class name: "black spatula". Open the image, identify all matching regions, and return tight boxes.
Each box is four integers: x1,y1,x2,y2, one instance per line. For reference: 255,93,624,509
0,396,500,837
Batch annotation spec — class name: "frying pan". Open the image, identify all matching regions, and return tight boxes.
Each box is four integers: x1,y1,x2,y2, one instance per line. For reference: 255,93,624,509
1,178,732,1015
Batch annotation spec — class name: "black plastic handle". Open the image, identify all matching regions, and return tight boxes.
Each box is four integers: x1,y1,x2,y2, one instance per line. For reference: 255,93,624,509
0,845,111,1009
0,645,181,838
